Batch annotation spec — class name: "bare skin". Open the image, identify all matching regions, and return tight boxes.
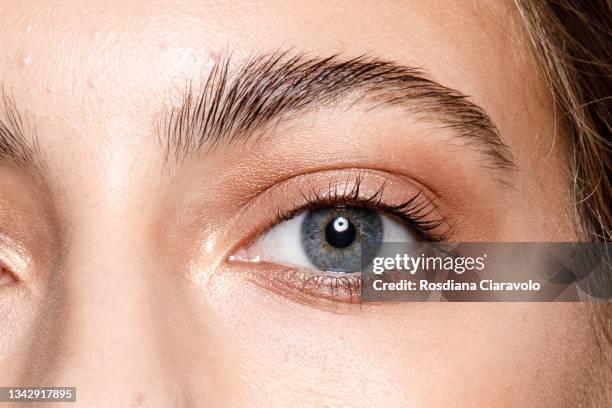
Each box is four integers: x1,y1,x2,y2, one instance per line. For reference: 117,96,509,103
0,1,602,406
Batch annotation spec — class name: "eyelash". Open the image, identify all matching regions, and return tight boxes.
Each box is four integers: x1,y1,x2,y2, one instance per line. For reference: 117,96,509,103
240,174,451,305
275,174,451,242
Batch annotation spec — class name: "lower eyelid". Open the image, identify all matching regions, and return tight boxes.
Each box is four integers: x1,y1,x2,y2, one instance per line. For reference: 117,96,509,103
225,260,363,306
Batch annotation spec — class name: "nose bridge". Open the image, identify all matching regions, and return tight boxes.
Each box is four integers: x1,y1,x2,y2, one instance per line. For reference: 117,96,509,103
45,206,187,406
22,128,223,405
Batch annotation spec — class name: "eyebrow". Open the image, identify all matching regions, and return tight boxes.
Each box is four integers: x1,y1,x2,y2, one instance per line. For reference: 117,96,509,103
0,89,44,176
161,51,515,171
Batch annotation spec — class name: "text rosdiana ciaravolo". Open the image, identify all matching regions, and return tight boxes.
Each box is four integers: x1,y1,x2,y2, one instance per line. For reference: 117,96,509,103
372,279,541,292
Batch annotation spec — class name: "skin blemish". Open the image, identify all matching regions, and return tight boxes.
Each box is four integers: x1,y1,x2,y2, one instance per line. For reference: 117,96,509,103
130,391,147,407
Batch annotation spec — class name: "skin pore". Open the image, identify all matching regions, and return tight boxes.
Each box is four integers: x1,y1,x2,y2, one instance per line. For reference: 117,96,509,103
0,1,604,406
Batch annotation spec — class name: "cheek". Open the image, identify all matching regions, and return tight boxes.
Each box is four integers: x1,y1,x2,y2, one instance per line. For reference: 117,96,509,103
190,279,597,407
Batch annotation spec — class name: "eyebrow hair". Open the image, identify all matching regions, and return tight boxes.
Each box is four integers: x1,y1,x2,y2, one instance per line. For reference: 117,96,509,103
161,51,515,171
0,88,44,175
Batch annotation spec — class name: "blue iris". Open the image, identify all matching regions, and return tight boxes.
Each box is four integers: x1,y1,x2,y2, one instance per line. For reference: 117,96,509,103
301,207,383,272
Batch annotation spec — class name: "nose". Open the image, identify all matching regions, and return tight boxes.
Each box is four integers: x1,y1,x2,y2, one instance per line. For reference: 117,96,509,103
44,223,186,407
14,201,219,408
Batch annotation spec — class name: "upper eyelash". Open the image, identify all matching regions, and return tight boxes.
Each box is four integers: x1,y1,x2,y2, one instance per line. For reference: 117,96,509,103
275,174,452,242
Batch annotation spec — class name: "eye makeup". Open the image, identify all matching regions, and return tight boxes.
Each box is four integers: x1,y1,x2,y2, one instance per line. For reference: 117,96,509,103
223,168,452,305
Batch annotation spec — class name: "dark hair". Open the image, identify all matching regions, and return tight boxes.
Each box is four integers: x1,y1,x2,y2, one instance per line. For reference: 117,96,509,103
514,0,611,242
515,1,611,403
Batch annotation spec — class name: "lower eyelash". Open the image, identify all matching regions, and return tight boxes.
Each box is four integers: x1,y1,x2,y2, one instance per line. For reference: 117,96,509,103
247,267,362,304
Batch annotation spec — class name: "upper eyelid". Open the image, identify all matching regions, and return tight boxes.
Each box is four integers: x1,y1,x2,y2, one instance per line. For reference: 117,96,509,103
236,166,444,213
226,168,452,256
233,166,379,210
237,168,447,221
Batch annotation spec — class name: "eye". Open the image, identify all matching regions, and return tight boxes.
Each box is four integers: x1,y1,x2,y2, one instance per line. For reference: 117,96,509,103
227,174,450,304
232,205,417,273
0,265,16,287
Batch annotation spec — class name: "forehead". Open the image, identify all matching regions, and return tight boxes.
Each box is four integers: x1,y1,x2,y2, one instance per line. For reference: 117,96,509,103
0,1,529,100
0,0,544,166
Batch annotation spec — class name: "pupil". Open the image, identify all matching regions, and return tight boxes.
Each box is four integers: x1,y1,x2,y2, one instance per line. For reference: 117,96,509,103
301,207,383,273
325,216,356,248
